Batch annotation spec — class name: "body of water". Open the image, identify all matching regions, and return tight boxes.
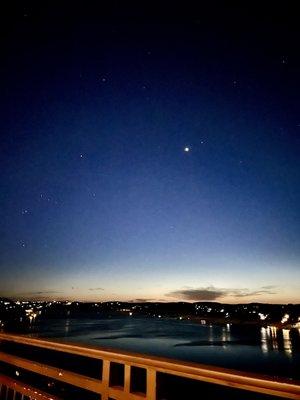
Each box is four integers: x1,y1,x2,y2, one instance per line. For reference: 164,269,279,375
31,317,300,380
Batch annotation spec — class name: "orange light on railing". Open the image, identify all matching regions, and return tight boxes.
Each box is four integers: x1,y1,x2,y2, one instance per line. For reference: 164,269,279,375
0,333,299,400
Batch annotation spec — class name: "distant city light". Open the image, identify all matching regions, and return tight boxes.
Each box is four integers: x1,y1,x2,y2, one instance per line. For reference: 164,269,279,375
259,313,268,321
281,314,290,324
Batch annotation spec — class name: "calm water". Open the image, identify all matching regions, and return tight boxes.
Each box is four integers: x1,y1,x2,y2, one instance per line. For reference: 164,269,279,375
31,317,300,380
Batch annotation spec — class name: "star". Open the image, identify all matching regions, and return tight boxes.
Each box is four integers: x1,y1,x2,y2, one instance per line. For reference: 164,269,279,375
184,147,190,152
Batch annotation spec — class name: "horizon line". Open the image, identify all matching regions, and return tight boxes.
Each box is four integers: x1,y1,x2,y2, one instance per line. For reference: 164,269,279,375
1,297,299,306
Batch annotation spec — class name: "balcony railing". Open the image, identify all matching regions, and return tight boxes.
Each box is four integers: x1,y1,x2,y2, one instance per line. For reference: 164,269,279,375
0,332,300,399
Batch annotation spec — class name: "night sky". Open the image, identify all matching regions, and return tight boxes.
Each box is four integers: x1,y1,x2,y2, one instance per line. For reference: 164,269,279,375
0,2,299,303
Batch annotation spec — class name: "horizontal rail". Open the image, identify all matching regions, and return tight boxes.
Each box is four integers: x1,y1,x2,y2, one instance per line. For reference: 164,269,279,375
0,333,300,399
0,351,103,394
0,351,146,400
0,373,61,400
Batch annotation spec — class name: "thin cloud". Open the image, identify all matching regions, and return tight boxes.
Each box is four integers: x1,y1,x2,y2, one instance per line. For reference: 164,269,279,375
88,287,104,291
168,287,223,301
167,286,277,301
261,285,277,290
133,298,152,303
233,289,276,298
12,290,63,300
18,290,62,296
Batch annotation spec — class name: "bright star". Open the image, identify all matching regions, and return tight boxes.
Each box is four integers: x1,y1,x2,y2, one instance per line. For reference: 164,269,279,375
184,147,190,152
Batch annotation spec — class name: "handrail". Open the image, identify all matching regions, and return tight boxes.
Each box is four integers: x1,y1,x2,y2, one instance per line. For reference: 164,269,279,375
0,351,103,394
0,332,300,399
0,374,61,400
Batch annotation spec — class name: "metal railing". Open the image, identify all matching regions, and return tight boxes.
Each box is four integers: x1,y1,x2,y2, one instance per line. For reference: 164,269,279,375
0,374,61,400
0,332,300,399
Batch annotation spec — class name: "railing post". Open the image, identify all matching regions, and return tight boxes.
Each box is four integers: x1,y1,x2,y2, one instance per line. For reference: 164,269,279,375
102,359,110,400
124,364,131,394
147,368,156,400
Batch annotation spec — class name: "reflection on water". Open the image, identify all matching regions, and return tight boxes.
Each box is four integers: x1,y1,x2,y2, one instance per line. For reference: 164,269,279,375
260,326,300,357
269,325,278,351
282,329,292,356
221,324,231,346
64,319,70,334
31,317,300,379
209,324,213,343
260,327,268,353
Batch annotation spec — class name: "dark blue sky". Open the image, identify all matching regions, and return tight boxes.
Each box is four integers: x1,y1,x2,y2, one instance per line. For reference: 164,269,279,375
0,2,299,302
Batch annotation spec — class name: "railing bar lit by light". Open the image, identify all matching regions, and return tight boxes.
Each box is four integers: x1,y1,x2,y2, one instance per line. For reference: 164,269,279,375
0,333,300,399
0,374,61,400
0,351,103,394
